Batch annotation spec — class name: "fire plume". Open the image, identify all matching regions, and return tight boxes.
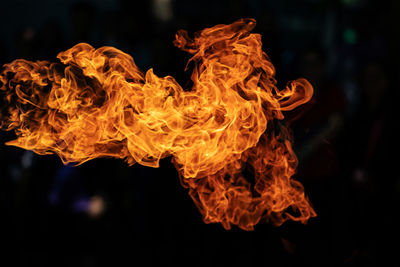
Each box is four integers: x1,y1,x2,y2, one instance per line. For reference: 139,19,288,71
0,19,315,230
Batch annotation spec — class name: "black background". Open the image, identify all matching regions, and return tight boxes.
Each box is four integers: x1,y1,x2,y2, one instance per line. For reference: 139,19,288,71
1,0,399,266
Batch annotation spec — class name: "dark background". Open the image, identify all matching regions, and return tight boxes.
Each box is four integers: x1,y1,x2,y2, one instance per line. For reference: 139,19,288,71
1,0,399,266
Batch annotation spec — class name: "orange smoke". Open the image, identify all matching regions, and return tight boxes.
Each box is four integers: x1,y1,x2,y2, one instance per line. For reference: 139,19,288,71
0,18,315,230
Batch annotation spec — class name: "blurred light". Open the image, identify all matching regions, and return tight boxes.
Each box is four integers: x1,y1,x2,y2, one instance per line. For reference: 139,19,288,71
22,27,36,41
21,151,34,169
343,28,357,44
341,0,359,7
87,195,105,218
153,0,173,22
73,198,90,212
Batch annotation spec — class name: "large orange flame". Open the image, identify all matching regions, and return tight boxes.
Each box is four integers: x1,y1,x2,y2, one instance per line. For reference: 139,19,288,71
0,18,315,230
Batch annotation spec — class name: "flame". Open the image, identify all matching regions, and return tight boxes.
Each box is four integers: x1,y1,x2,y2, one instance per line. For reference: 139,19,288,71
0,18,315,230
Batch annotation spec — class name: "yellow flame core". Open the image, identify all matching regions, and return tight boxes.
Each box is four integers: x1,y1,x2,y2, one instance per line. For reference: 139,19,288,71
0,18,316,230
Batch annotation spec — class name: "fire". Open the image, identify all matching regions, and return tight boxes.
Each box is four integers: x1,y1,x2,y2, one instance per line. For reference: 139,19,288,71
0,18,315,230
